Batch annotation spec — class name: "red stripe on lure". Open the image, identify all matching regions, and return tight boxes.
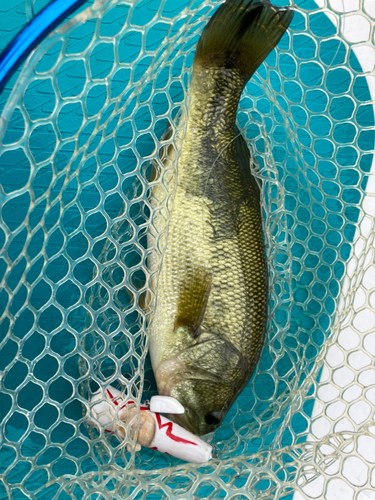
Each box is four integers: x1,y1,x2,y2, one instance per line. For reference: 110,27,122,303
154,412,197,446
106,389,151,411
106,388,196,446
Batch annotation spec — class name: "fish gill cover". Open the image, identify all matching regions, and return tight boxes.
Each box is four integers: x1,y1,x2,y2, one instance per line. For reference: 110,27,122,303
0,0,374,499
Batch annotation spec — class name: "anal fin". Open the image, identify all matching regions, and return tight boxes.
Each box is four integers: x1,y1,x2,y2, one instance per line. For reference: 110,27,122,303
174,267,212,338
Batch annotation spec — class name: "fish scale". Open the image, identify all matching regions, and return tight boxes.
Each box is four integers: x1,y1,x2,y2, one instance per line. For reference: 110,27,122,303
150,0,293,436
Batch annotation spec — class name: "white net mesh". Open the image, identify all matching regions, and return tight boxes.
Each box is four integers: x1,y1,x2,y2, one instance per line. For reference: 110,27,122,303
0,0,374,498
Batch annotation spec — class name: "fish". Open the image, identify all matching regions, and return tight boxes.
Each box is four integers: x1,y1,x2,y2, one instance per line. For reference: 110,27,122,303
149,0,294,436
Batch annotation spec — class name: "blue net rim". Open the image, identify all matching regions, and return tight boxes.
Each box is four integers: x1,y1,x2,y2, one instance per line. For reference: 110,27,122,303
0,0,88,94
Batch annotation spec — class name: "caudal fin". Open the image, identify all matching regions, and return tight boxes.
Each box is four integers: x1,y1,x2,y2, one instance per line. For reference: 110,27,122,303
194,0,293,81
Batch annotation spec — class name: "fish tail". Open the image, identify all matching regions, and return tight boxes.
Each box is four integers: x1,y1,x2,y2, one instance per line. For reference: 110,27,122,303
194,0,294,81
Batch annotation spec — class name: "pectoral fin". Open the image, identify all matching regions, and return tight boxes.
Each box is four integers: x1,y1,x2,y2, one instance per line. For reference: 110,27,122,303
174,267,212,338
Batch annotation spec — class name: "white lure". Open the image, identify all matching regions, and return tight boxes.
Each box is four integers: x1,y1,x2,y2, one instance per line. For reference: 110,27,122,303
86,385,212,464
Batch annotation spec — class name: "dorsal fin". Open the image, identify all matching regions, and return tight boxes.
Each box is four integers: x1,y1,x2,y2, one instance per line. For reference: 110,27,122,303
174,267,212,338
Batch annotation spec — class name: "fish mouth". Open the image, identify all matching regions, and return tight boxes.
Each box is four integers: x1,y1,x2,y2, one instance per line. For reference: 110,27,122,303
169,409,220,436
154,357,227,435
167,410,200,435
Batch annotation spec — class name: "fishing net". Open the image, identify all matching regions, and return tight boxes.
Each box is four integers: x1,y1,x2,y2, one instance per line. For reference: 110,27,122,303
0,0,374,498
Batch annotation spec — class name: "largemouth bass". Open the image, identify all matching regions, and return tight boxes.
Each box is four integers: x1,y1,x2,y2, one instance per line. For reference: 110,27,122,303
149,0,293,436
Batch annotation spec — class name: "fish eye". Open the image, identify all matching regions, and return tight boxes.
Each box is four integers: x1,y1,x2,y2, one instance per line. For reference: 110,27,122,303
204,411,222,426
